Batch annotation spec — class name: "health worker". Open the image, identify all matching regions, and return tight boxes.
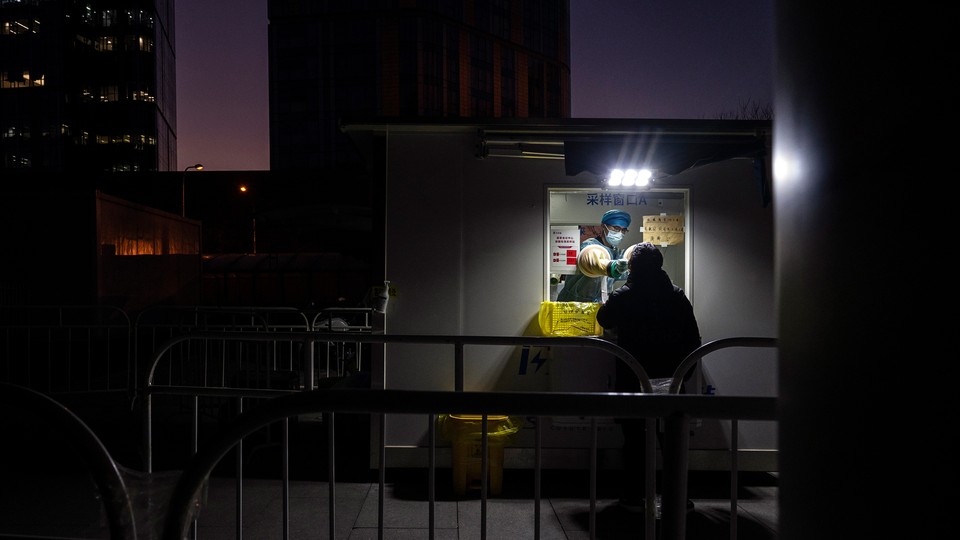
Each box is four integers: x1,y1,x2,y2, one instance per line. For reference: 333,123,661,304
557,209,635,303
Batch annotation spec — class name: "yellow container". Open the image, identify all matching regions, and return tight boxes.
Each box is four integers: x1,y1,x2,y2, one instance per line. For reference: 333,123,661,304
538,301,602,336
445,414,514,496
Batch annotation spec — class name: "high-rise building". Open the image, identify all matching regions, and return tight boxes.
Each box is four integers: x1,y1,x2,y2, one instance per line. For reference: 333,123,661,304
0,0,176,172
267,0,571,171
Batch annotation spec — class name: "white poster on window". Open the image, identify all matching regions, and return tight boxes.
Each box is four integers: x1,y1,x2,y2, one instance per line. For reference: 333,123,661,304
550,226,580,275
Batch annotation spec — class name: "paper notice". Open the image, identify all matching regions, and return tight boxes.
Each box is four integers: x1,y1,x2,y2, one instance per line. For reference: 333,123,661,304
642,215,684,245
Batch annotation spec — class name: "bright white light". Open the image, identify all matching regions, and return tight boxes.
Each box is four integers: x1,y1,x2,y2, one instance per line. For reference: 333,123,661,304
608,169,624,186
773,155,801,183
637,168,652,186
608,167,655,188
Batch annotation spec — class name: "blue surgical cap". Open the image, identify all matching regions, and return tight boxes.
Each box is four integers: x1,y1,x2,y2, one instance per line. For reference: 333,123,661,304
601,209,631,228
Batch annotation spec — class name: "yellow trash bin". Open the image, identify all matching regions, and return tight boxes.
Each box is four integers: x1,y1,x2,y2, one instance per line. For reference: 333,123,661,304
441,414,520,496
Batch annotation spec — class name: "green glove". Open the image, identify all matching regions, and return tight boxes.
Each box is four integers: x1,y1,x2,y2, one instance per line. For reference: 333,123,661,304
608,259,629,279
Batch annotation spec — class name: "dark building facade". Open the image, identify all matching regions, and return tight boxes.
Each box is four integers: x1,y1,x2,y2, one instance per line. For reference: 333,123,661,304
0,0,176,172
0,1,573,309
267,0,571,170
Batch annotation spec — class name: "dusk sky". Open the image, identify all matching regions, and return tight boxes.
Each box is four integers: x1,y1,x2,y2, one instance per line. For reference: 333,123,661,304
175,1,774,171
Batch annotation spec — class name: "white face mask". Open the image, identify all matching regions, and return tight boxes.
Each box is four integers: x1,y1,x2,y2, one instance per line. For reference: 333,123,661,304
605,229,624,246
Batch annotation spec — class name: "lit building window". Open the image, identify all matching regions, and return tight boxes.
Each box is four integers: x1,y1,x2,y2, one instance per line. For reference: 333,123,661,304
1,18,40,35
109,162,140,172
76,34,94,49
126,9,154,28
2,126,29,139
131,89,155,102
97,36,114,51
0,70,44,88
100,85,119,102
8,154,31,167
101,9,116,27
127,34,153,52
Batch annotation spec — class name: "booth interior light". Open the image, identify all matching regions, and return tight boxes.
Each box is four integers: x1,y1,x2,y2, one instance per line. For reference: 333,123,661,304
607,168,653,188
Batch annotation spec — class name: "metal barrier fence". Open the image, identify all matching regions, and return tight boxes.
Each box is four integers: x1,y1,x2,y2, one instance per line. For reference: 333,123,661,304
1,307,777,540
0,305,132,394
158,389,776,540
2,379,776,540
140,332,653,472
1,381,139,539
0,305,375,399
142,332,776,540
132,305,373,393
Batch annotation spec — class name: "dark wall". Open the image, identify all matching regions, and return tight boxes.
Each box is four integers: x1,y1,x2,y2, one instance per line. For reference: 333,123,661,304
1,189,98,305
1,170,381,311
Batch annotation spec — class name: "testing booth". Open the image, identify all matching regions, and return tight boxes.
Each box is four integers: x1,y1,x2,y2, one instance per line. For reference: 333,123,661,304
341,117,776,473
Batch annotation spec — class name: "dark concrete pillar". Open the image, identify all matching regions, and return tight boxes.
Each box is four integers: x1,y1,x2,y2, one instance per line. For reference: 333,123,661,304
775,3,946,539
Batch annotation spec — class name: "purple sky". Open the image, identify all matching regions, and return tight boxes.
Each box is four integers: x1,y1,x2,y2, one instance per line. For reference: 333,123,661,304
175,1,773,171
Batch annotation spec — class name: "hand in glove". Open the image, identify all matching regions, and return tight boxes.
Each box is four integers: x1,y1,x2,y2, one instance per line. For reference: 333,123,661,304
608,259,629,279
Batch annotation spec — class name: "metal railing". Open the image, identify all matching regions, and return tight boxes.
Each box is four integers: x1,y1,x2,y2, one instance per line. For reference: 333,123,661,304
0,304,376,399
0,305,132,394
668,336,779,540
1,305,777,540
1,381,138,540
159,388,776,540
140,332,653,473
0,331,777,540
143,332,776,540
141,332,655,539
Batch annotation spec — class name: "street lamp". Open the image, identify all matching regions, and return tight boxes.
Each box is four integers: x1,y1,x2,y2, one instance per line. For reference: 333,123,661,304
239,183,256,254
181,163,204,217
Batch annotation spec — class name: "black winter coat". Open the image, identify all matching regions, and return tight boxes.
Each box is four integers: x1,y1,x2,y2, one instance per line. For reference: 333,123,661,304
595,267,701,390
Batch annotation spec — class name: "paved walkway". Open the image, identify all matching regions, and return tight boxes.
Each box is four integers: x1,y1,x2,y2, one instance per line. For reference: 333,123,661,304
1,461,778,539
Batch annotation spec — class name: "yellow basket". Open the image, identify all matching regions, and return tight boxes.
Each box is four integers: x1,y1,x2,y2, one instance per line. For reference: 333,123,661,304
538,301,602,336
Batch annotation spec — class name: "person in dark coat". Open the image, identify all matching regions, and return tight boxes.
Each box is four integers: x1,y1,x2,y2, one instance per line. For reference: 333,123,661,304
595,241,702,511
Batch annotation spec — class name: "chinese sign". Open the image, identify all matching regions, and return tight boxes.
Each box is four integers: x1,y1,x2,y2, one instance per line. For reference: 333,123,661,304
550,226,580,274
643,214,684,245
585,193,649,207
